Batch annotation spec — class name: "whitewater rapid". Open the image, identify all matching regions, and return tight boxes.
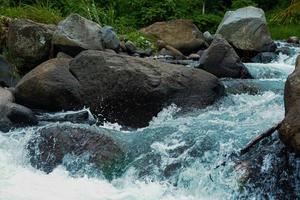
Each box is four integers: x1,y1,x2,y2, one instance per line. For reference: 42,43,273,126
0,43,299,200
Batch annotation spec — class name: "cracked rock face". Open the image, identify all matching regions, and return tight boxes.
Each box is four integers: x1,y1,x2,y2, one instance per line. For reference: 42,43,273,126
216,6,274,53
14,51,224,128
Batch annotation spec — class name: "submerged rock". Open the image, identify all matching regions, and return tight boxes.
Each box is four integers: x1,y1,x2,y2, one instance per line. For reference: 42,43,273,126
0,87,37,132
197,35,252,79
216,6,274,58
279,55,300,154
52,14,103,57
27,124,126,178
238,136,299,199
15,50,224,128
7,19,55,74
37,110,96,125
251,52,277,63
140,19,208,55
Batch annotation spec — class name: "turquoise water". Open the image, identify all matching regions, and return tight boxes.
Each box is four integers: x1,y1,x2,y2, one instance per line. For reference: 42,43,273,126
0,43,299,199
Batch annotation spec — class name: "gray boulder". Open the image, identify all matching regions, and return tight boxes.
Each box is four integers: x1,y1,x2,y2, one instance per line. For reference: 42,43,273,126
27,124,126,178
197,35,252,79
102,26,120,50
203,31,213,44
52,14,103,57
216,6,274,54
7,19,55,74
15,50,224,128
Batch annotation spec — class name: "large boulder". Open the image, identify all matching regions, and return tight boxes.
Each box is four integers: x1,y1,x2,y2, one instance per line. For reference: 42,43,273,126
7,19,55,74
216,6,274,57
27,124,126,178
0,56,19,87
279,56,300,154
14,58,82,111
15,50,224,128
0,87,37,132
197,35,252,79
52,14,103,57
140,19,208,55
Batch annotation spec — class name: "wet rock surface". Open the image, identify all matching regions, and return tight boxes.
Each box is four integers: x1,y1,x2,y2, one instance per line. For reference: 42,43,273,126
27,124,126,178
15,50,224,128
197,34,252,78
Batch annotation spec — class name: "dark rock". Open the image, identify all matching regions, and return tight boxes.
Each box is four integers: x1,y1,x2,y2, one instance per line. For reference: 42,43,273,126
279,56,300,154
287,36,299,44
237,136,299,199
0,16,11,53
140,19,208,55
197,35,252,79
16,50,224,128
102,26,120,50
7,19,55,74
157,40,186,59
125,41,137,55
276,47,294,56
136,49,152,57
37,110,96,125
52,14,103,57
27,124,126,178
196,50,204,57
0,87,37,132
119,41,127,52
6,103,37,125
251,52,277,63
0,56,19,87
15,58,82,111
188,54,200,60
216,6,274,57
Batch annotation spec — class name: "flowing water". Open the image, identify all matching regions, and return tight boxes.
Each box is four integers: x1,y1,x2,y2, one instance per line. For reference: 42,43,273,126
0,43,299,200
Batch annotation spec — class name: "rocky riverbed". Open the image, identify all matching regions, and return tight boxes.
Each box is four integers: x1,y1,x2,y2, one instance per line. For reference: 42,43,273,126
0,6,300,200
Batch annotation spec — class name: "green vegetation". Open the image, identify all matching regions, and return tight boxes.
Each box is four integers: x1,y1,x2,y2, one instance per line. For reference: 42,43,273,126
0,0,299,40
269,24,300,39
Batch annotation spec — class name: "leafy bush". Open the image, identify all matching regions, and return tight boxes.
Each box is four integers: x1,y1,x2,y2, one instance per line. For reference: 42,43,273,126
269,23,300,39
231,0,257,9
189,14,222,33
124,31,155,50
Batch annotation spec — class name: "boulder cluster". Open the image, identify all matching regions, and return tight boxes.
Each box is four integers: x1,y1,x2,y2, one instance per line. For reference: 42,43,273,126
0,6,299,176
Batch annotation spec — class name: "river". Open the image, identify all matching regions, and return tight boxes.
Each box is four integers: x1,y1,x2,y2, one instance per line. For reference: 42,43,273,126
0,42,299,199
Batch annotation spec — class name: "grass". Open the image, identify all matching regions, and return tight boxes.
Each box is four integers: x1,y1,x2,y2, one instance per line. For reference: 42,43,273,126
269,23,300,40
0,4,63,24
